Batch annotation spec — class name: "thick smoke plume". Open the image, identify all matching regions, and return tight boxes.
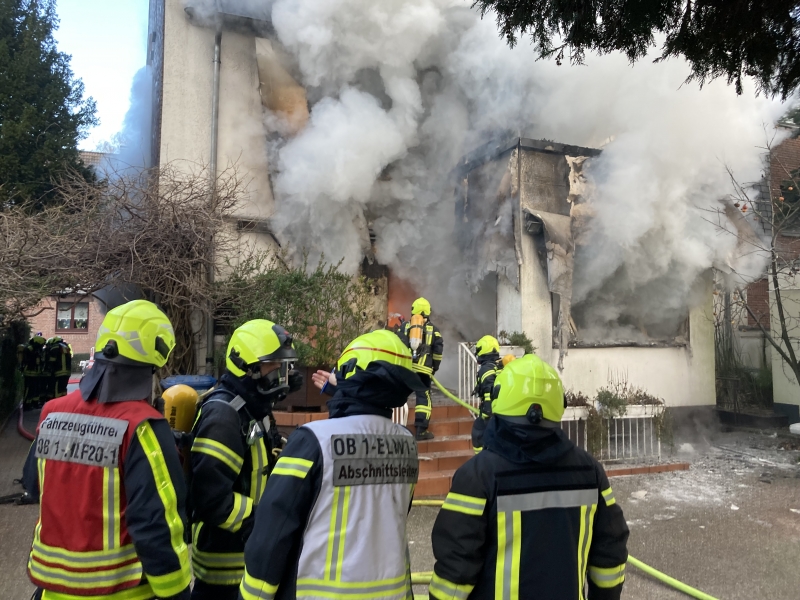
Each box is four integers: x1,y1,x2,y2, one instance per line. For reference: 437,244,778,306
187,1,787,372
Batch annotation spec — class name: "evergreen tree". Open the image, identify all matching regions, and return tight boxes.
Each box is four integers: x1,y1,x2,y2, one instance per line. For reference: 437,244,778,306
475,0,800,99
0,0,97,209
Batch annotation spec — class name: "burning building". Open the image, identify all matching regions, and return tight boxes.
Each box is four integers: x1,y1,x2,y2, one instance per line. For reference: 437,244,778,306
142,0,786,416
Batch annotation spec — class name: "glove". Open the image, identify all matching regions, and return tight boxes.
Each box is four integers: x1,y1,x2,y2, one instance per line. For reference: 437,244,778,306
288,369,303,393
479,400,492,419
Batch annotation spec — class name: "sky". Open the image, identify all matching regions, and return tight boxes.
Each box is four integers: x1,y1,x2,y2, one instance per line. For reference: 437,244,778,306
52,0,149,150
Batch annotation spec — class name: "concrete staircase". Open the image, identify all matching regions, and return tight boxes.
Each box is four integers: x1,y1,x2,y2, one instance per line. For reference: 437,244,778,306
413,403,475,497
274,402,476,497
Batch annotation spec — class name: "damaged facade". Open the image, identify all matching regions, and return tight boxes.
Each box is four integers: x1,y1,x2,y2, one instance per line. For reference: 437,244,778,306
456,138,715,408
147,0,715,410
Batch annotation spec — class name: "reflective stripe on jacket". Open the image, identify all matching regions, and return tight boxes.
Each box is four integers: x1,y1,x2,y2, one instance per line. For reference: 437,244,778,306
402,320,444,375
430,424,629,600
242,414,419,600
28,390,191,599
190,390,271,585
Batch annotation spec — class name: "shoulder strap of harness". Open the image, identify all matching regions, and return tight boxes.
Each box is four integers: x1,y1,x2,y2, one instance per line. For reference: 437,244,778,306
203,388,246,412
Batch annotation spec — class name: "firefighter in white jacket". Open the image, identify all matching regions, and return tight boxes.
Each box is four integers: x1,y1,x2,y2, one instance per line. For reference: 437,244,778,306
239,329,426,600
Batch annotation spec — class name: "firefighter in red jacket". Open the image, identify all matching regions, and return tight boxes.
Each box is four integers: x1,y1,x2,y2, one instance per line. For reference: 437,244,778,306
26,300,192,600
430,354,629,600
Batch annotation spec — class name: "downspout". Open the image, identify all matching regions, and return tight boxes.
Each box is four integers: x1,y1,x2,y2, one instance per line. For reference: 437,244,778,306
206,29,221,374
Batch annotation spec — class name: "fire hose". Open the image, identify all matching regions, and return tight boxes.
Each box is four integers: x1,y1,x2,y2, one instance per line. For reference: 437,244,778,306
431,377,479,416
16,401,35,441
420,384,719,599
410,500,718,599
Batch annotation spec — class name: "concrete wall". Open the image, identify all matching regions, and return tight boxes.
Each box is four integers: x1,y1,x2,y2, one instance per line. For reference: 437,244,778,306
160,0,273,221
516,208,716,408
770,285,800,423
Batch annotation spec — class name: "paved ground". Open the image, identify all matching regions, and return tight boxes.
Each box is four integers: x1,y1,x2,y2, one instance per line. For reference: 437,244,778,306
408,427,800,599
0,409,39,600
2,407,799,599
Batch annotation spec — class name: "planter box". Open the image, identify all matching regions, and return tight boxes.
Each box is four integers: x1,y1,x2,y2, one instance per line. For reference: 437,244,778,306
562,404,664,422
279,366,330,412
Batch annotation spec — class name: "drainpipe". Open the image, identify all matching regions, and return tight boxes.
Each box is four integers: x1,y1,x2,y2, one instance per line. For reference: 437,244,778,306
206,29,221,375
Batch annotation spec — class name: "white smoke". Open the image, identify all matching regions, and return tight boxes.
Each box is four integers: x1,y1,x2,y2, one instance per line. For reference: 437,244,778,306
185,0,788,360
98,66,154,173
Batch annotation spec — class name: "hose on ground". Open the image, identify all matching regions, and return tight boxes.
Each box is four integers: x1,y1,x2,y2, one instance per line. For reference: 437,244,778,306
17,402,35,441
430,377,479,416
410,500,719,600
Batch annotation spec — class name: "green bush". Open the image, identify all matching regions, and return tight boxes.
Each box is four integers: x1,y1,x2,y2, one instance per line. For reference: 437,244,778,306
498,330,536,354
221,254,378,367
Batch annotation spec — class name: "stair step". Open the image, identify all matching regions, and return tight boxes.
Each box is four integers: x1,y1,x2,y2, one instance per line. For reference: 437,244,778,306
419,449,474,473
420,417,475,437
415,434,472,453
408,403,475,420
415,470,456,497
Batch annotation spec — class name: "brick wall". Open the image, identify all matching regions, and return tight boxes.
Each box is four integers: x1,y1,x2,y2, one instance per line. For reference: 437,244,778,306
746,278,770,328
26,296,104,355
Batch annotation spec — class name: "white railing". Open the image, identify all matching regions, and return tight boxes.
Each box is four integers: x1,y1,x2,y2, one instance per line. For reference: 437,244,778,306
561,405,663,461
392,403,409,426
457,342,525,412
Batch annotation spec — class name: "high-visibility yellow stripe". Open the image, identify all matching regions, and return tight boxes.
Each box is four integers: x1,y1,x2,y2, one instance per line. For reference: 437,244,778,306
510,511,521,600
442,492,486,516
577,503,598,600
41,583,155,600
295,574,408,598
192,437,244,473
414,404,432,415
250,441,269,504
219,493,254,532
272,456,313,479
240,567,279,600
31,540,137,569
601,487,616,506
589,564,626,588
192,548,245,569
29,558,143,588
495,512,506,600
136,421,191,597
193,561,245,585
147,569,192,595
429,572,474,600
103,467,121,550
335,486,351,581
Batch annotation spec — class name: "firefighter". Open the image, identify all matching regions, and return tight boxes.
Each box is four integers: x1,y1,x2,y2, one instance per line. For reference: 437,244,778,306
44,336,72,400
21,333,47,409
240,329,424,600
26,300,192,600
401,297,443,440
430,354,629,600
471,335,501,454
189,320,303,600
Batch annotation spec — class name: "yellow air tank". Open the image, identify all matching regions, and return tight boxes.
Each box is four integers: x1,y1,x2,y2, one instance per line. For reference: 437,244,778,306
408,313,425,357
501,354,516,367
162,384,199,433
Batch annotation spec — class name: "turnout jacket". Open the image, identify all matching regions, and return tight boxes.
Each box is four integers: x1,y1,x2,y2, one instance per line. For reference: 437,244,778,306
431,418,629,600
474,353,500,411
27,390,191,600
401,319,443,376
240,392,418,600
190,376,273,586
